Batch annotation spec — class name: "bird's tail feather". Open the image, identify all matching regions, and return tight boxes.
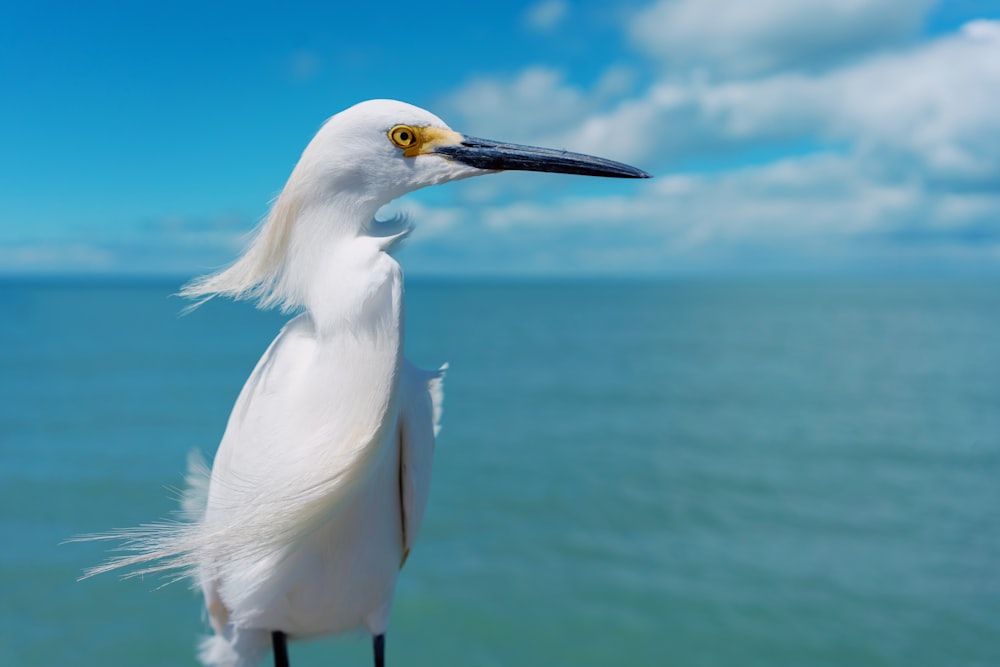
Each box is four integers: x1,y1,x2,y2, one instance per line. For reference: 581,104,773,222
73,441,384,594
198,628,269,667
181,449,212,520
72,449,212,582
198,635,240,667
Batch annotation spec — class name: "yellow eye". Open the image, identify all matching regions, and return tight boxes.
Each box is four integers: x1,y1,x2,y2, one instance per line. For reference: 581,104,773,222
388,125,420,149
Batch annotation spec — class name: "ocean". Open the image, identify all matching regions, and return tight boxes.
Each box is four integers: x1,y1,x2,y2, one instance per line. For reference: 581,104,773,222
1,278,998,666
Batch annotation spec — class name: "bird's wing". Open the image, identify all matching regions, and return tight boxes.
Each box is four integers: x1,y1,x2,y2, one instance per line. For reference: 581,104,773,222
398,360,446,565
79,311,401,592
204,308,403,557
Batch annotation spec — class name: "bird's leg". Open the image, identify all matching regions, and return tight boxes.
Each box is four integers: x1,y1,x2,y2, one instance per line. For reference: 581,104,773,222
272,630,290,667
373,634,385,667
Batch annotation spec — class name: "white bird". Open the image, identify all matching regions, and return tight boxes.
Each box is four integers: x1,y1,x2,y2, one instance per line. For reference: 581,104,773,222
82,99,649,667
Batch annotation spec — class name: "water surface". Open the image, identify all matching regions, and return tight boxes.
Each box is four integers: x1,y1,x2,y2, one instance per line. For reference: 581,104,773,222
1,278,998,666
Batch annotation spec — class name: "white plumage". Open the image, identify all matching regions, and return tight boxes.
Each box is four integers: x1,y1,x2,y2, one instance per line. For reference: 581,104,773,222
82,99,648,667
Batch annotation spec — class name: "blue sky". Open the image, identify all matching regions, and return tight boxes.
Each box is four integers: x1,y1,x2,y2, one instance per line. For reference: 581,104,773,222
2,0,999,276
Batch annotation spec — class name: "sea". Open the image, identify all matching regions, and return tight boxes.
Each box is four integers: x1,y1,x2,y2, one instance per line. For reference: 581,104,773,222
1,277,998,667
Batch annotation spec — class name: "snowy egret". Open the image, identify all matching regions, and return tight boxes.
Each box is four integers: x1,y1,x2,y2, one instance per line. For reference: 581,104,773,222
83,100,649,667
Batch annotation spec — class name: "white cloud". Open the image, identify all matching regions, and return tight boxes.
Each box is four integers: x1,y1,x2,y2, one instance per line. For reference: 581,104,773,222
440,67,596,142
524,0,569,32
538,20,1000,190
0,215,252,275
629,0,937,77
0,243,115,272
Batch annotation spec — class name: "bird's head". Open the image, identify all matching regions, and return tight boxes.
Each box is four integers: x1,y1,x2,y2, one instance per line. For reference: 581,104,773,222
294,99,650,208
181,99,649,312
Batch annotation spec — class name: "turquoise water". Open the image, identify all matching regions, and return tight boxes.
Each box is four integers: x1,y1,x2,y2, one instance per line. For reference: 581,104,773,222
2,278,998,666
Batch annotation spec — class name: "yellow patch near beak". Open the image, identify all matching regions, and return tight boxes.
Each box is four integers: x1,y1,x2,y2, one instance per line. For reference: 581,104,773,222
403,126,463,158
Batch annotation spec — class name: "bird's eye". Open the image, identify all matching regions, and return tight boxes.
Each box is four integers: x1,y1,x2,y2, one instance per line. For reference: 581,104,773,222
388,125,420,149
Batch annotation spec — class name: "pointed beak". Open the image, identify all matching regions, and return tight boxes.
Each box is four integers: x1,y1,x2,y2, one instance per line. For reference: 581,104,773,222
433,136,651,179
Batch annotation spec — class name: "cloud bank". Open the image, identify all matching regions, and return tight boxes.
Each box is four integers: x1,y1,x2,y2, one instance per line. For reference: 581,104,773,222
415,3,1000,274
5,1,998,276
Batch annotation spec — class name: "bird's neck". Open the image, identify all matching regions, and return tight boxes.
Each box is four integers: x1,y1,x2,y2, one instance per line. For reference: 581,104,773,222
282,201,406,343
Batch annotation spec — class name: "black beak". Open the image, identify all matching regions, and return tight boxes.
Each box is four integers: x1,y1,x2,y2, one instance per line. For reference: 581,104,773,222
433,136,651,179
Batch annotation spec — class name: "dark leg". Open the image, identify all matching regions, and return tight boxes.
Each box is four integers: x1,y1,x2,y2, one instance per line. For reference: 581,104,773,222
272,630,289,667
373,633,385,667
